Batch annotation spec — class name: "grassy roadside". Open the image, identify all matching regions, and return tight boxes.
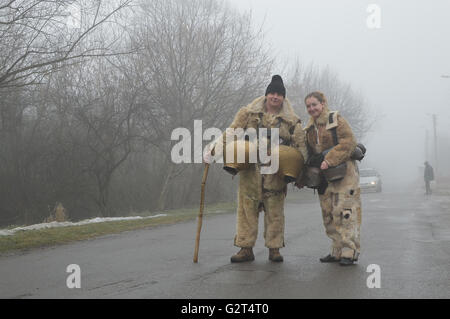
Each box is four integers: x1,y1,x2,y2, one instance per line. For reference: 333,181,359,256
0,190,316,255
0,202,236,255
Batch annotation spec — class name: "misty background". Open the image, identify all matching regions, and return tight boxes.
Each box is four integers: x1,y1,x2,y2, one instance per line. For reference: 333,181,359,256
0,0,449,227
231,0,450,186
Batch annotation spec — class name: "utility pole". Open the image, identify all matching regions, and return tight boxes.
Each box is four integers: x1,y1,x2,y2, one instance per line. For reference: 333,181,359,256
435,74,449,181
432,114,438,178
425,129,429,161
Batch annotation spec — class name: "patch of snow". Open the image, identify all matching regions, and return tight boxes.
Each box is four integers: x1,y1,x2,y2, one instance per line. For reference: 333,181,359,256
0,214,167,236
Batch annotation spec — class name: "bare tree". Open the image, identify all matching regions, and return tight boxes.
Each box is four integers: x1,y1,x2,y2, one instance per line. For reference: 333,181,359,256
0,0,132,89
124,0,273,210
0,0,133,224
44,57,141,217
285,61,375,140
0,0,378,226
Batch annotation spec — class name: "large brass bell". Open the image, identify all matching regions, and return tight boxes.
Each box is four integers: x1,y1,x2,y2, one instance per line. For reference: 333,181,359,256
223,140,257,175
275,145,304,183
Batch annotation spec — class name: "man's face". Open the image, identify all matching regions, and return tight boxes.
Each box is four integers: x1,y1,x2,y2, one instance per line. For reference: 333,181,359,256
266,92,284,110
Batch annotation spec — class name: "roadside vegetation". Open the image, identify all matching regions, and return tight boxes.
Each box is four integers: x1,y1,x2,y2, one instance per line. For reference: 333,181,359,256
0,202,236,254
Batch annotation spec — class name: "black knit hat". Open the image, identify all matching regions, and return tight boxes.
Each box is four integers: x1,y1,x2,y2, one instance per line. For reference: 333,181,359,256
265,75,286,97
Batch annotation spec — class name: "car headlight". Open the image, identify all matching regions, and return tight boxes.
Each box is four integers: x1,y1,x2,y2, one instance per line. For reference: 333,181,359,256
370,181,376,185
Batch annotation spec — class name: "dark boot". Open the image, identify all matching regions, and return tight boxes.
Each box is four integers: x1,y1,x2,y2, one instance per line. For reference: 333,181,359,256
320,254,340,263
230,248,255,263
269,248,284,262
339,257,356,266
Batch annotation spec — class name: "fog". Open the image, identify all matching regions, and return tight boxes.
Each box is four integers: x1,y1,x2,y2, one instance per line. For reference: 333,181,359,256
229,0,450,189
1,0,449,225
2,0,450,300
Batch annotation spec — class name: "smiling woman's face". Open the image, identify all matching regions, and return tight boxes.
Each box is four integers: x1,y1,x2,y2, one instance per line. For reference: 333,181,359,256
305,96,325,119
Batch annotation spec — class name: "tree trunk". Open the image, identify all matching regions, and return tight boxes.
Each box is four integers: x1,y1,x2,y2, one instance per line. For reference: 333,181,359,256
96,173,111,217
157,163,175,211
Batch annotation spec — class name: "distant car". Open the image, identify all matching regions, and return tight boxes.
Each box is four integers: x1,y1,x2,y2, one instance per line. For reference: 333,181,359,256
359,168,382,193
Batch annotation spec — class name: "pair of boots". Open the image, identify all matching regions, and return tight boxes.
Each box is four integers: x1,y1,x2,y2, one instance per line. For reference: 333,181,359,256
230,247,283,263
319,254,358,266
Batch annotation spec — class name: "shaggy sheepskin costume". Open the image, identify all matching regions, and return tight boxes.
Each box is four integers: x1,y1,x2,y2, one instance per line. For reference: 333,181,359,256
304,107,362,261
213,95,308,251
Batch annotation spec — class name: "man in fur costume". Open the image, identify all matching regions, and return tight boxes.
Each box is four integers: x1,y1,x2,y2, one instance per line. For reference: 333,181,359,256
204,75,308,263
300,91,362,266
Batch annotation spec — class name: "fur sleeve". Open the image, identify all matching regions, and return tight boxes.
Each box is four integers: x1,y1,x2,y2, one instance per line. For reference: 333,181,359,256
211,106,249,156
291,120,308,164
228,107,250,129
324,115,356,167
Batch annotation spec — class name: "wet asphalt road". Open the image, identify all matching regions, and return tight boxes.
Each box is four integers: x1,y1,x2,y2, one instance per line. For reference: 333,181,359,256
1,187,450,299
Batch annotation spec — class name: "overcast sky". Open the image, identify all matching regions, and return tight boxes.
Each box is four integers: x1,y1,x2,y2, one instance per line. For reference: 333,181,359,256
228,0,450,185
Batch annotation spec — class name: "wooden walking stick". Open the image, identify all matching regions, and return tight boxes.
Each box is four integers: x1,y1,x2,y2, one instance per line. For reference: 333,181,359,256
193,162,210,263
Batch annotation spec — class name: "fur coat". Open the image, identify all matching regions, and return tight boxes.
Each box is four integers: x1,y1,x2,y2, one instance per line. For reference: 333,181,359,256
304,107,356,167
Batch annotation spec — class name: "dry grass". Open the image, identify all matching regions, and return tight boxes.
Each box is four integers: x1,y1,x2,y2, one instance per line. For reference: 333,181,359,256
43,202,69,223
0,202,236,255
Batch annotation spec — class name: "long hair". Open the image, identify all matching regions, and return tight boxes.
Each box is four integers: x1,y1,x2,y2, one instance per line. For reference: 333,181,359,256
304,91,329,109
